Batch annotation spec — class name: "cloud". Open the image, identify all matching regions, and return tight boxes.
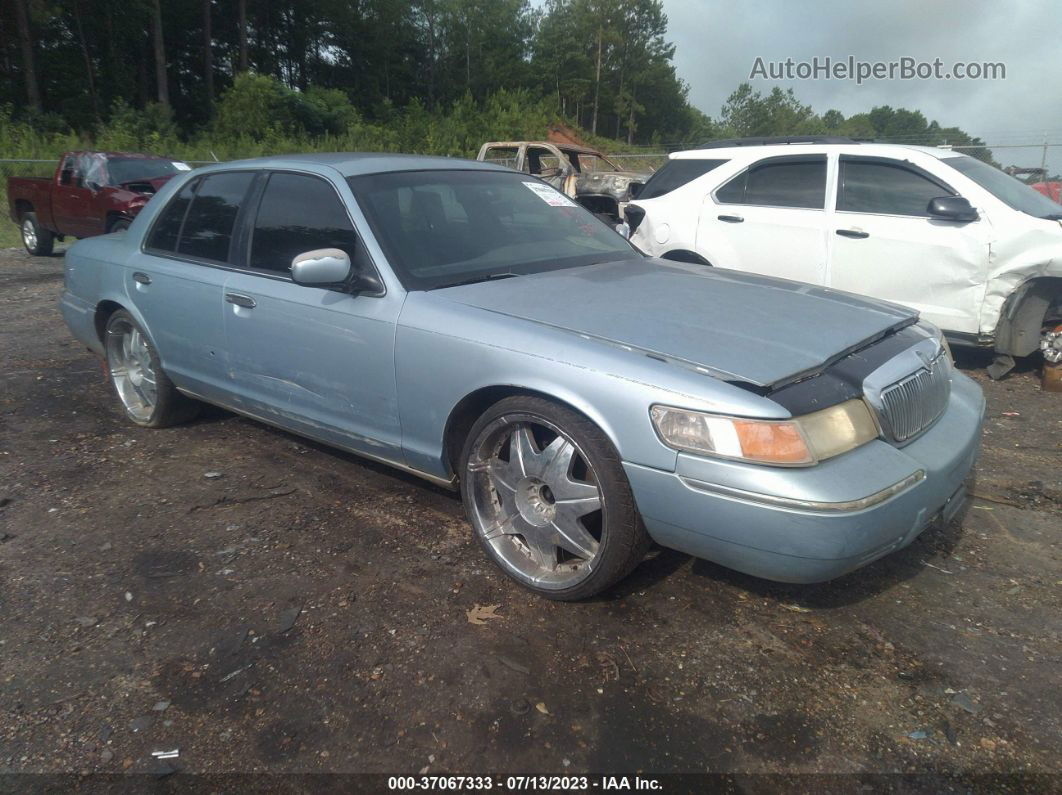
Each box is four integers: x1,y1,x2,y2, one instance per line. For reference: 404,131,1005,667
662,0,1062,172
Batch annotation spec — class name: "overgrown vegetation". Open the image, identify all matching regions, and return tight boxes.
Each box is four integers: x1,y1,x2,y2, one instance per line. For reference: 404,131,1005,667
0,0,994,167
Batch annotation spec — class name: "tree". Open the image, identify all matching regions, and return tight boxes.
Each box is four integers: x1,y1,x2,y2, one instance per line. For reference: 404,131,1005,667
203,0,214,109
12,0,42,111
151,0,169,106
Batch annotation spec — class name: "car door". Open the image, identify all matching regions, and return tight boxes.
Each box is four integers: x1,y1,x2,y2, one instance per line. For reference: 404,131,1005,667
699,154,829,284
828,155,991,333
134,170,256,402
52,154,95,238
222,170,404,461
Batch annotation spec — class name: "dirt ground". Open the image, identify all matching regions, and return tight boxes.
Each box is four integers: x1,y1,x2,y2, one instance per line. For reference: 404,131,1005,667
1,246,1059,786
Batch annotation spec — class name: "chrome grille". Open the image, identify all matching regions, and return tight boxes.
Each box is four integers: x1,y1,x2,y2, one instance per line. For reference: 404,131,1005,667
879,352,951,443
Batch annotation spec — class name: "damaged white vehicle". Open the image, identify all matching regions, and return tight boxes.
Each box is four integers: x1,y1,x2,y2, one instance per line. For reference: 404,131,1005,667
625,138,1062,378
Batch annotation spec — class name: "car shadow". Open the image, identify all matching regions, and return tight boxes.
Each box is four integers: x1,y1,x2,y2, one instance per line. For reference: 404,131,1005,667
184,403,457,499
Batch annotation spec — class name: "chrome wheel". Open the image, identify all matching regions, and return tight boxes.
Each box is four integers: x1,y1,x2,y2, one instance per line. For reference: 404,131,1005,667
22,217,37,251
466,415,605,590
105,318,158,423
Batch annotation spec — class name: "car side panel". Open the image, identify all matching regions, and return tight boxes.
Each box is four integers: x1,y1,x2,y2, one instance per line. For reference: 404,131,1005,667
7,177,56,229
394,293,794,481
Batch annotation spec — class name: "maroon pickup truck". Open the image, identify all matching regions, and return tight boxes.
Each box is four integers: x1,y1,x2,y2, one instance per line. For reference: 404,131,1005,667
7,151,191,255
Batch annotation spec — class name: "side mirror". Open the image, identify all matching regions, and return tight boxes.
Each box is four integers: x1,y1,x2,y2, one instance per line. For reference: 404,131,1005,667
928,196,978,222
291,248,352,285
623,204,647,234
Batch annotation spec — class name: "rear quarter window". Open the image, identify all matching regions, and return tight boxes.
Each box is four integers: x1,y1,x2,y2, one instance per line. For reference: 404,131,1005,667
638,159,728,200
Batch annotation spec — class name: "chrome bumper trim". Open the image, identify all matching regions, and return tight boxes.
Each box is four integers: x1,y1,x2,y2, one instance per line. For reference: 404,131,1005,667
679,469,926,513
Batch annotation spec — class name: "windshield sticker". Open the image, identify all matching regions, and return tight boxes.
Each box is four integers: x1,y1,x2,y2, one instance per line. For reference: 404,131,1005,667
523,181,577,207
173,162,192,171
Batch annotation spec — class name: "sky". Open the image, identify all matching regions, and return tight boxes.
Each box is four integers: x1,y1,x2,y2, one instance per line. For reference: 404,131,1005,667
659,0,1062,174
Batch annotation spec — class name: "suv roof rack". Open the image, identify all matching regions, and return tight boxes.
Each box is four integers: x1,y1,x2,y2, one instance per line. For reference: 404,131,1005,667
696,135,858,149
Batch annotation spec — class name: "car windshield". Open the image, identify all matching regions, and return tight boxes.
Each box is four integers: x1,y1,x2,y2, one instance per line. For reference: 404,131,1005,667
945,156,1062,219
348,169,640,290
107,158,188,185
575,153,622,172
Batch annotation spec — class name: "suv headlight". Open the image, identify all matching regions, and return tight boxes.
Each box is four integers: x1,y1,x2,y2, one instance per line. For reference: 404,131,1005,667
650,400,879,466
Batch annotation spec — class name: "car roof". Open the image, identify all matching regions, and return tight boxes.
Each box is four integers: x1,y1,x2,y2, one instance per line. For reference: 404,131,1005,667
482,141,603,156
196,152,507,177
670,143,968,162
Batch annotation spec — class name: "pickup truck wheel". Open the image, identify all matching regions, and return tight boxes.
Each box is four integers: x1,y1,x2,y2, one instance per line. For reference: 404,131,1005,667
460,396,650,600
21,213,54,256
103,310,199,428
108,218,131,233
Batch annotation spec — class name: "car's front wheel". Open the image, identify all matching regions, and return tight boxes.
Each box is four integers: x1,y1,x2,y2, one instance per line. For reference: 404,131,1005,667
103,310,199,428
460,396,649,600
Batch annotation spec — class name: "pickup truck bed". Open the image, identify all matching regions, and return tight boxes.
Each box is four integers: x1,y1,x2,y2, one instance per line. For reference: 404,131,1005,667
7,151,189,256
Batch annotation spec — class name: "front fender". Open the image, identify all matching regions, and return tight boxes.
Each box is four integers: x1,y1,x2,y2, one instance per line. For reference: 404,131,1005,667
982,227,1062,336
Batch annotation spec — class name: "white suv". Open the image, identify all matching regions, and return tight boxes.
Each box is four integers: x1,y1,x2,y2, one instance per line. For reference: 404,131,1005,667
626,137,1062,376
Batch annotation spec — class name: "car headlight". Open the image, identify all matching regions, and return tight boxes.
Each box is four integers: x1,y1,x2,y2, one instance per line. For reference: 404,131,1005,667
650,399,880,466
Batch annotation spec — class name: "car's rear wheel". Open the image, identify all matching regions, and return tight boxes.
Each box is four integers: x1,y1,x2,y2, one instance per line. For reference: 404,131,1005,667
108,217,131,233
103,310,199,428
21,212,54,256
460,396,649,600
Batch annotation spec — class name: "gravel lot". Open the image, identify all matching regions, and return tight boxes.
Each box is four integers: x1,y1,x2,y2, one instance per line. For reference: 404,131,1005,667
1,247,1059,785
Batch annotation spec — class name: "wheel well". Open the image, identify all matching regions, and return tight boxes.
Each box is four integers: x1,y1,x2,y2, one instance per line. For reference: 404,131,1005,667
14,199,33,220
995,277,1062,357
105,212,131,232
442,386,598,477
661,249,711,266
94,300,124,344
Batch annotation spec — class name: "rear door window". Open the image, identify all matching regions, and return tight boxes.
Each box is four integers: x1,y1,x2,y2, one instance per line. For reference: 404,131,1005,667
176,172,255,263
250,172,358,274
146,179,198,253
638,159,728,199
838,158,953,216
716,156,827,209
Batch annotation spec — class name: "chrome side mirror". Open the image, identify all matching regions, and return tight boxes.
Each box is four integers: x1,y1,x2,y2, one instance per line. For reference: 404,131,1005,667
291,248,352,285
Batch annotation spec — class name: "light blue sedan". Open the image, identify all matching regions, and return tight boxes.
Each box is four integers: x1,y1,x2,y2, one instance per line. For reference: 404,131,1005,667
59,154,985,599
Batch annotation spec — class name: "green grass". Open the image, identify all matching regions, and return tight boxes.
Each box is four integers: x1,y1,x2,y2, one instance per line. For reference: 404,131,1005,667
0,221,25,250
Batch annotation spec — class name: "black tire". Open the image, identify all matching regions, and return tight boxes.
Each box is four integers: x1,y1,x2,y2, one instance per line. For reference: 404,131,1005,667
20,212,54,256
103,309,199,428
108,217,131,233
459,395,650,600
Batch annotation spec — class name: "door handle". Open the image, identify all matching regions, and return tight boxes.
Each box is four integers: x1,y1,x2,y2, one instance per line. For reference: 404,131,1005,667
225,293,256,308
718,214,744,223
836,229,869,239
132,272,151,285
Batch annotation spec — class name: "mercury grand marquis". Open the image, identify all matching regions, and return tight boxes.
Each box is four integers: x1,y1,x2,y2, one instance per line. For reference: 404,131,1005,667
59,153,986,600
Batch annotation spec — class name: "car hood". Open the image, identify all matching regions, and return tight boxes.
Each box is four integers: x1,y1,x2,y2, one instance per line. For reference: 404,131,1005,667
433,259,918,388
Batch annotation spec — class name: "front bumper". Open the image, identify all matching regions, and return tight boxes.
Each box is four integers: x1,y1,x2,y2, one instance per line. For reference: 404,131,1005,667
624,372,985,583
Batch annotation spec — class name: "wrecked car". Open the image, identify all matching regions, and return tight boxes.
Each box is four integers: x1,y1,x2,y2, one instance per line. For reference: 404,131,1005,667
7,151,191,255
477,141,650,223
624,138,1062,381
60,153,984,600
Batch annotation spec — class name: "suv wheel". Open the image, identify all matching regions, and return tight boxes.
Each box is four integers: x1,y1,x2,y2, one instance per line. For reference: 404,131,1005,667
460,396,649,600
